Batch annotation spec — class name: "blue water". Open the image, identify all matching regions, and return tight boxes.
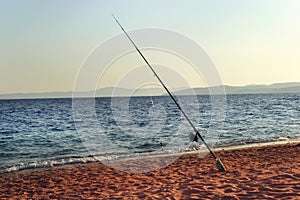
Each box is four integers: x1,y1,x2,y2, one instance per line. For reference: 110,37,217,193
0,94,300,173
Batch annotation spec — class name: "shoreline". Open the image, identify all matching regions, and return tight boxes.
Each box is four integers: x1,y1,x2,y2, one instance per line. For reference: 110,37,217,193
1,138,300,175
214,138,300,151
1,142,300,199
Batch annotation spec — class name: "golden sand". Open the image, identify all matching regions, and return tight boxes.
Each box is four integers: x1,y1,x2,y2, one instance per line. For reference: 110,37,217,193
1,143,299,199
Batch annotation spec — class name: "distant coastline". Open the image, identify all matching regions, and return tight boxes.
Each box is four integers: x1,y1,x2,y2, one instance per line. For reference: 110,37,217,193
0,82,299,100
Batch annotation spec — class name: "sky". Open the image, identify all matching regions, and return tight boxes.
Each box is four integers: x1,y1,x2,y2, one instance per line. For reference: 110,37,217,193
0,0,299,94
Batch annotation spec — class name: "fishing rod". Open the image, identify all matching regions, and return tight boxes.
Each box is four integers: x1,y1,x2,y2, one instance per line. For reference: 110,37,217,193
112,15,226,172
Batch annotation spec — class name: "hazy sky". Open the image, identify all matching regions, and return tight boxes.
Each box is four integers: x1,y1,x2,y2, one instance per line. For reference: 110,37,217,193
0,0,299,94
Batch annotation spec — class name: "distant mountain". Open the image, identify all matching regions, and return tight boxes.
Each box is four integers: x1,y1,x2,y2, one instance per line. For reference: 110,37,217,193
94,87,166,97
0,87,167,99
0,91,73,100
175,82,300,95
0,82,299,100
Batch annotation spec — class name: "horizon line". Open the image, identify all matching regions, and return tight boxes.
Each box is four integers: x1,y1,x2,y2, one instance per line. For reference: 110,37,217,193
1,81,300,96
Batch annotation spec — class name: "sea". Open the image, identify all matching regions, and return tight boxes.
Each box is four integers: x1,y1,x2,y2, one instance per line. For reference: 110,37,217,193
1,93,300,173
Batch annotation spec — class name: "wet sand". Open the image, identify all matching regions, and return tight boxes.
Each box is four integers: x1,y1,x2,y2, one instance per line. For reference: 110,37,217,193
1,142,299,199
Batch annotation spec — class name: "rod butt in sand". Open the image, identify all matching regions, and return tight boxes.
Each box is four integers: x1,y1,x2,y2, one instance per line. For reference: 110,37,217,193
216,158,226,172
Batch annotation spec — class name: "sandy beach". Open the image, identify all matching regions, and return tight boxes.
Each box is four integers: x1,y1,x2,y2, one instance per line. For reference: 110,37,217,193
1,142,299,199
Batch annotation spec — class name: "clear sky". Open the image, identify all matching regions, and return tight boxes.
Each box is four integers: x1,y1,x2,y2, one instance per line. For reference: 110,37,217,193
0,0,299,94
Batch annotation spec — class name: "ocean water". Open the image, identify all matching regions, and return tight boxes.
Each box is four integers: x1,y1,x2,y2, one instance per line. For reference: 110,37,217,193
0,93,299,173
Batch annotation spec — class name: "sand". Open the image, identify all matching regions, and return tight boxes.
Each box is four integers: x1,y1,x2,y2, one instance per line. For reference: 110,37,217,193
0,142,299,199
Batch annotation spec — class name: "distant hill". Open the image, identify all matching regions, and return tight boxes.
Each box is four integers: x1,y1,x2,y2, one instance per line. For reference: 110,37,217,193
0,82,299,99
94,87,166,97
0,87,167,99
175,82,300,95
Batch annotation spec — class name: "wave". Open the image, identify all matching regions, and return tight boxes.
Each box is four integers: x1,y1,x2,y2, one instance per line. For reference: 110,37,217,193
0,144,206,174
0,156,97,174
2,136,299,174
